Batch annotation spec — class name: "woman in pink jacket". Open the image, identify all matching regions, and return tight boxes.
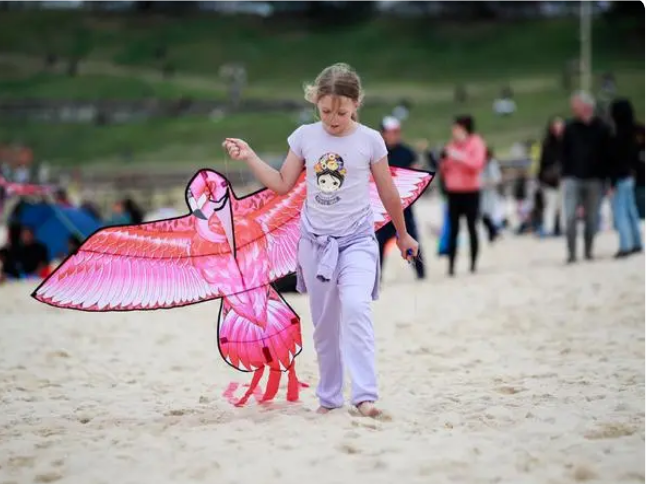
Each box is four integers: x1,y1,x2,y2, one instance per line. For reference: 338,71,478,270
440,115,487,276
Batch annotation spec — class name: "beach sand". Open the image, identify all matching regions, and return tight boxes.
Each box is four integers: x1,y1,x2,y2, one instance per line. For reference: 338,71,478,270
0,197,644,484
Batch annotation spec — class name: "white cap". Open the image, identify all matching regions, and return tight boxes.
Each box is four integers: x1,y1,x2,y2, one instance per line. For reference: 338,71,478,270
381,116,401,131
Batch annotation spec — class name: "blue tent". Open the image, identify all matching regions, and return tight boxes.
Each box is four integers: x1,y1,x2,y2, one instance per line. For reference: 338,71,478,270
16,202,103,260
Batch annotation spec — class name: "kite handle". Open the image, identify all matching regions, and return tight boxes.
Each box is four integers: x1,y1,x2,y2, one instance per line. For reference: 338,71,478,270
395,232,414,261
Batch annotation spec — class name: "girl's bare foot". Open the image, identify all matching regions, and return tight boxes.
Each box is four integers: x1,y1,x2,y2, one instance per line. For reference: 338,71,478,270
316,406,333,415
356,401,382,418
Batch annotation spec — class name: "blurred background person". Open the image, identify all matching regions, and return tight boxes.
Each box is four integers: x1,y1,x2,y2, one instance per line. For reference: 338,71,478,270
15,226,50,278
67,235,83,255
106,200,133,226
0,222,22,281
608,98,643,257
480,147,503,243
53,188,73,208
123,197,144,225
376,116,426,280
441,115,487,276
537,115,565,237
633,120,645,221
561,91,611,263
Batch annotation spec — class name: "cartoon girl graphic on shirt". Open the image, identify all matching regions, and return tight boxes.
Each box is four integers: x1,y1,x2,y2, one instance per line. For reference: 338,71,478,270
314,152,347,206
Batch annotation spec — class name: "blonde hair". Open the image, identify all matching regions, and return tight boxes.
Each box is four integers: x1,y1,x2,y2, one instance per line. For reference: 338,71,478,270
304,63,364,121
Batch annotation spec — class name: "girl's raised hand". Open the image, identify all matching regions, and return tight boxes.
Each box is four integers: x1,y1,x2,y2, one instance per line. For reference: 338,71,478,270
222,138,254,161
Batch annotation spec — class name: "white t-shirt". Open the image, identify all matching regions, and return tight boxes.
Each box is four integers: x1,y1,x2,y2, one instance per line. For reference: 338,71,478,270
287,122,388,236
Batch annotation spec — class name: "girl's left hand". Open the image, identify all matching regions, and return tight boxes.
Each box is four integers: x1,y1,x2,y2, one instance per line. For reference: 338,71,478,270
396,232,419,262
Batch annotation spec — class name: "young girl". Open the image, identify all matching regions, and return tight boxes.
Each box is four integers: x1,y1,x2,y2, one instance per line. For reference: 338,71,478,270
222,63,419,417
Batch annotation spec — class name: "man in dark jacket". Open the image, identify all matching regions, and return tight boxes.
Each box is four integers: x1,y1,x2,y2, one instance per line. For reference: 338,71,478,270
376,116,426,280
561,91,612,263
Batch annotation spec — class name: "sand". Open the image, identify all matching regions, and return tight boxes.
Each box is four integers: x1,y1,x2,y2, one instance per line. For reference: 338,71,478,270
0,197,644,484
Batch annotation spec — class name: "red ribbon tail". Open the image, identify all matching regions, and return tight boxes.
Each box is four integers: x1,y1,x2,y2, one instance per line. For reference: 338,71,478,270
234,367,265,407
286,363,300,402
261,369,281,402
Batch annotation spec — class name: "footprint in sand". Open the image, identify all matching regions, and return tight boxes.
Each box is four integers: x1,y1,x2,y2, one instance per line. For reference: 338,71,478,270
350,419,384,430
583,422,636,440
338,443,361,454
46,350,70,359
570,465,597,481
35,472,62,483
8,456,35,469
495,385,523,395
37,428,64,438
165,409,189,417
348,407,393,423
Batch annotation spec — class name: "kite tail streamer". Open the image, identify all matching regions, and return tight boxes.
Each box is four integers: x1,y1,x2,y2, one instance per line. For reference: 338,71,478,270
223,363,308,406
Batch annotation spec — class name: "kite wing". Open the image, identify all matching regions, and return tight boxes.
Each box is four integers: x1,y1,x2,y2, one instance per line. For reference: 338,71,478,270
254,174,307,281
32,174,239,312
231,167,432,282
370,167,434,230
227,171,306,282
32,167,432,313
32,219,234,311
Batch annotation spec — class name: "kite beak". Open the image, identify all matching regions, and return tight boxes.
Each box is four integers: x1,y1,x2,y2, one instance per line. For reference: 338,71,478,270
192,209,208,220
188,191,211,220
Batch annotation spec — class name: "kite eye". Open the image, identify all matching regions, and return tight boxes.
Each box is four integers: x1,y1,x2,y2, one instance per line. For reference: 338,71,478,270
220,181,227,188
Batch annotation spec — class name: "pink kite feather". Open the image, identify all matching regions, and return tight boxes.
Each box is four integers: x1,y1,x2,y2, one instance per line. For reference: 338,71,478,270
32,166,434,405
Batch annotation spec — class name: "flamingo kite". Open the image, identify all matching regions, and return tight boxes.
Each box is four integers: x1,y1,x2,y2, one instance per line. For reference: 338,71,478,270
32,167,433,405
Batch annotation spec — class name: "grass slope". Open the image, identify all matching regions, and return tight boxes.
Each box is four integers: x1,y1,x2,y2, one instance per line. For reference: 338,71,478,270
0,11,643,167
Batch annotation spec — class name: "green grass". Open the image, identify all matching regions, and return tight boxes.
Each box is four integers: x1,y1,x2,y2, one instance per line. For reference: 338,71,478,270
0,11,642,86
0,11,643,167
0,72,223,100
2,70,643,167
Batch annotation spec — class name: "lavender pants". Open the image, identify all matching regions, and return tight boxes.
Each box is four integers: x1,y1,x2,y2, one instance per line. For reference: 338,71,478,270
297,235,379,409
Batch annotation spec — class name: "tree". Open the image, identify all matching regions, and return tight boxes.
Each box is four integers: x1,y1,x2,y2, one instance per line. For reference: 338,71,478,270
134,1,200,15
304,1,375,27
134,1,153,13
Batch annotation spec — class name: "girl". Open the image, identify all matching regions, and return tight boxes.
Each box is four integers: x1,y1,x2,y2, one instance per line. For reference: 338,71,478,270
440,115,487,276
222,63,419,417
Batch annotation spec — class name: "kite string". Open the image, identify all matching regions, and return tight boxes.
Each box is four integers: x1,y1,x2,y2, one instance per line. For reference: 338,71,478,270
221,129,246,193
